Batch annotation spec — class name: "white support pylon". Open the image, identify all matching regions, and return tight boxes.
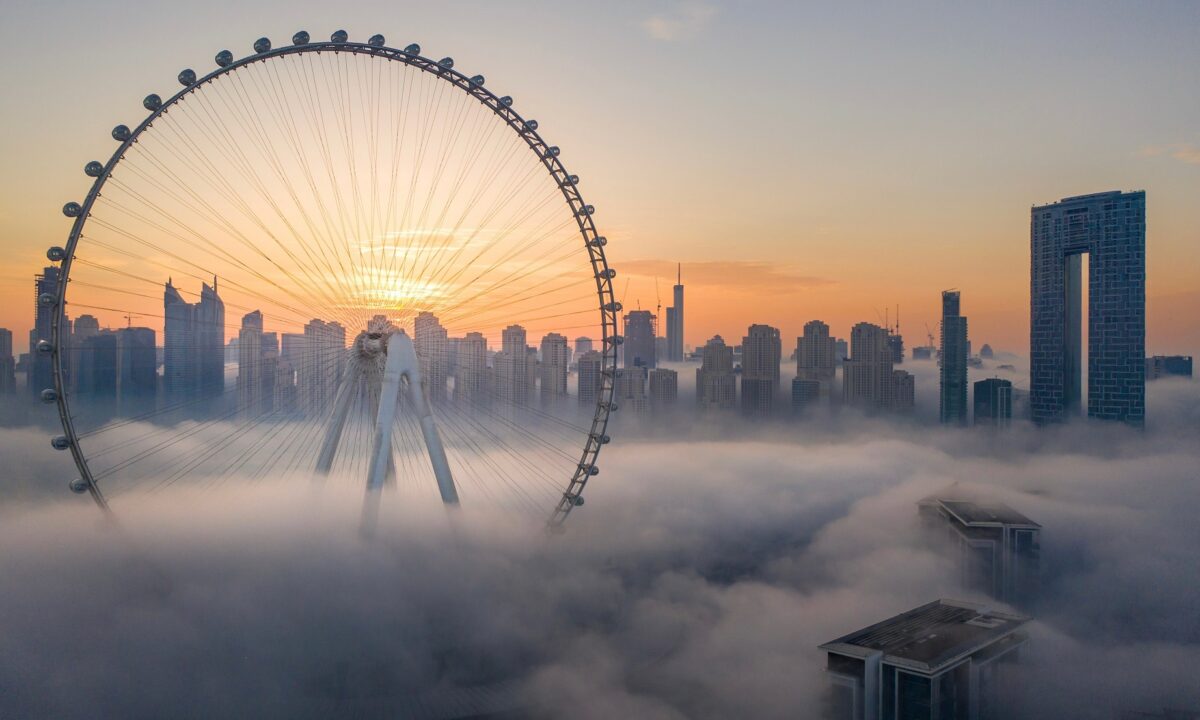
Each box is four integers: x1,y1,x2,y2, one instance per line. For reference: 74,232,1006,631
314,330,457,535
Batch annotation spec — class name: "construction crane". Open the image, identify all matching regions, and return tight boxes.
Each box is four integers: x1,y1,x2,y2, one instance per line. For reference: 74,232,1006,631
123,313,140,328
924,322,935,348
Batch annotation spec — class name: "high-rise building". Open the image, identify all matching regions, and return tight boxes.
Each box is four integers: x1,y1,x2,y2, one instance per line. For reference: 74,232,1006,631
196,279,225,397
539,332,571,400
666,264,685,362
648,367,678,411
1031,191,1145,426
919,496,1041,606
495,324,532,407
940,290,969,426
30,267,67,397
980,343,995,360
696,335,736,410
835,338,848,366
70,314,100,393
890,370,915,413
887,334,904,365
163,278,225,399
1145,355,1192,380
974,378,1013,427
414,311,449,403
741,324,781,417
623,310,657,369
237,310,265,413
791,377,821,414
0,328,15,393
453,332,488,405
577,350,603,406
842,323,893,411
76,331,117,395
819,599,1029,720
299,318,345,415
796,320,836,399
614,366,647,413
116,327,157,399
574,336,593,357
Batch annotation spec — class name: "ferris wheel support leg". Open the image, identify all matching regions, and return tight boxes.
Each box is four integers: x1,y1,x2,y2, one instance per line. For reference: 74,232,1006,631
315,356,360,476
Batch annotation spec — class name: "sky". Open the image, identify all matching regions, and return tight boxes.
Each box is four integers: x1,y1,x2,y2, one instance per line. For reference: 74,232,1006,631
1,0,1198,355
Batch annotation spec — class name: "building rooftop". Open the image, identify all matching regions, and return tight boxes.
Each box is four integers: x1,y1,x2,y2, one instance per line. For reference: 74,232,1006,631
919,496,1040,529
820,599,1029,675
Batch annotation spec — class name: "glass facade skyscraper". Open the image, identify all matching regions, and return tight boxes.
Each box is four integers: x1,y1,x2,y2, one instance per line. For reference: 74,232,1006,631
1030,191,1145,426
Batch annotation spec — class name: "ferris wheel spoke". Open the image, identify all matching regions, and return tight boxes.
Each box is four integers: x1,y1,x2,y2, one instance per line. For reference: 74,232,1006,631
53,36,615,526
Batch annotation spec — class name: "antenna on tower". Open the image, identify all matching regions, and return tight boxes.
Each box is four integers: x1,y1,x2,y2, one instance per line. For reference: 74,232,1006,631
677,262,681,285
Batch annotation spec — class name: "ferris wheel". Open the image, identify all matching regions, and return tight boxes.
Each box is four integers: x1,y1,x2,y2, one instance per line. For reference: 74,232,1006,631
39,29,621,528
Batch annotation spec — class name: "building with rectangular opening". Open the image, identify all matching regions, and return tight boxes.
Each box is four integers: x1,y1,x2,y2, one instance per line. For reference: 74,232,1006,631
1030,191,1145,426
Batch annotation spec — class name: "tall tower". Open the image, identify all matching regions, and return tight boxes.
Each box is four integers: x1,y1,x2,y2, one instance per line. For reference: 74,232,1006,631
1031,191,1145,426
696,335,736,410
196,278,225,398
0,328,15,394
940,291,969,426
666,263,685,361
413,311,449,403
539,332,571,400
31,267,66,397
842,322,893,411
237,310,264,413
741,324,781,416
796,320,837,398
623,310,657,369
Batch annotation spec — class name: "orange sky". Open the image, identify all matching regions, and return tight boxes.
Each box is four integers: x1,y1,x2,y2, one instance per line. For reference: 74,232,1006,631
1,3,1197,358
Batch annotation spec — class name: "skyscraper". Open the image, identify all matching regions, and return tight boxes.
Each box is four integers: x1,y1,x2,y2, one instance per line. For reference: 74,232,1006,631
696,335,736,410
791,377,820,414
1031,191,1145,426
1145,355,1192,380
163,278,225,399
891,369,915,413
819,599,1030,720
116,327,157,400
796,320,837,399
842,322,893,411
237,310,265,413
666,264,685,362
414,311,449,403
454,332,489,405
496,324,532,407
648,367,678,412
974,378,1013,427
940,290,968,426
623,310,657,369
614,366,648,413
576,350,603,406
299,318,345,415
740,324,781,417
539,332,571,400
31,267,67,397
0,328,15,393
574,336,593,356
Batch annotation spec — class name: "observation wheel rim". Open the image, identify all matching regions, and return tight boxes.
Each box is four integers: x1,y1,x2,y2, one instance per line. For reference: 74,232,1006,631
49,34,618,526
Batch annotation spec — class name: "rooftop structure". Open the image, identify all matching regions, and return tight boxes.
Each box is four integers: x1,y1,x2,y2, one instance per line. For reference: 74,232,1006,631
919,496,1041,606
820,598,1030,720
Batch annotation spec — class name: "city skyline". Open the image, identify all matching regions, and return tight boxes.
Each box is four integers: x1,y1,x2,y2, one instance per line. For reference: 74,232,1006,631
2,6,1199,718
2,4,1198,356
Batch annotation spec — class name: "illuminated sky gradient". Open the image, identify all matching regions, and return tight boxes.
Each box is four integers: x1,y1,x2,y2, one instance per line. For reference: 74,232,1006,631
1,1,1197,355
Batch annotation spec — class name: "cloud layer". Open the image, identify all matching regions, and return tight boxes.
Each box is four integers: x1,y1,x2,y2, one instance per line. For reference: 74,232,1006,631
1,379,1199,718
